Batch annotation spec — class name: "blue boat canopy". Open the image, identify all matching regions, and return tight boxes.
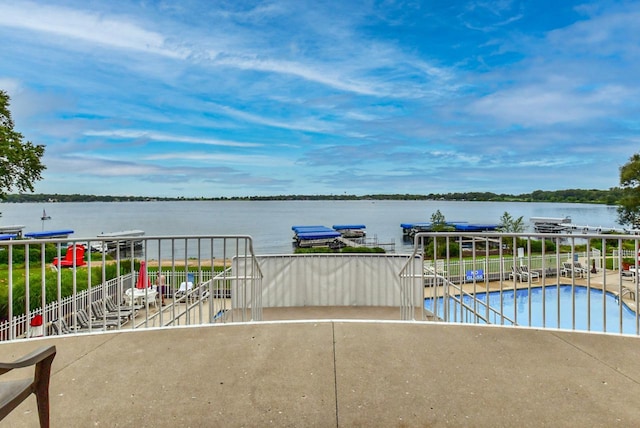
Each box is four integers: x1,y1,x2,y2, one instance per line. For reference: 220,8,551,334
0,234,17,241
297,231,341,240
292,226,334,234
24,229,74,239
332,224,366,230
291,225,325,231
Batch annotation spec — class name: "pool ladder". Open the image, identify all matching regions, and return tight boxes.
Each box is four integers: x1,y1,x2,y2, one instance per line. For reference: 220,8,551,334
617,286,636,304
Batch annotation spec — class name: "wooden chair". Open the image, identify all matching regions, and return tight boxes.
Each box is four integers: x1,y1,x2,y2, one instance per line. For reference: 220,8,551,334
0,345,56,427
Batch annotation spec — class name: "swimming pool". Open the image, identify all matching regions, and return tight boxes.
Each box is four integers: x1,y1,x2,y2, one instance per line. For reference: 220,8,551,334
425,284,640,335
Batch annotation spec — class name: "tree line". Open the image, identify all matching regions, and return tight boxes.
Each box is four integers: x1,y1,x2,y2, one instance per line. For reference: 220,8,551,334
0,188,625,204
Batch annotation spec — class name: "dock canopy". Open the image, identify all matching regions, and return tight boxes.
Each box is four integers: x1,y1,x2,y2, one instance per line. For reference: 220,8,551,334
24,229,74,239
332,224,366,230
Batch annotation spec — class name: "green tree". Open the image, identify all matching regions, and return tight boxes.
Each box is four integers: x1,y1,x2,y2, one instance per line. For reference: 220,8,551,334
497,211,525,233
0,90,46,199
429,209,447,230
617,153,640,229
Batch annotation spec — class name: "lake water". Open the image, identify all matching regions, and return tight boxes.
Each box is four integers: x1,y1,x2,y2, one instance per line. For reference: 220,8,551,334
0,200,622,254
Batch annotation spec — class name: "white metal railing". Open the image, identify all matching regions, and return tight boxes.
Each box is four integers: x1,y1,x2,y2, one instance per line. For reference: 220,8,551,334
0,235,262,340
5,230,640,340
407,231,640,335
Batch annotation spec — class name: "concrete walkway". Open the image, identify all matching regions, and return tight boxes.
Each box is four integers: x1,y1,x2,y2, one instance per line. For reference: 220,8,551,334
2,319,640,427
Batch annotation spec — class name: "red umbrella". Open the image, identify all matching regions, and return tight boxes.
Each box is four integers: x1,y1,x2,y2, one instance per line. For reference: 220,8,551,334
136,260,151,289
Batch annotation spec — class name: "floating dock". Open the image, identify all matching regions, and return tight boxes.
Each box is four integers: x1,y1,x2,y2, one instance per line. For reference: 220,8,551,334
96,230,145,253
401,222,498,238
292,226,342,248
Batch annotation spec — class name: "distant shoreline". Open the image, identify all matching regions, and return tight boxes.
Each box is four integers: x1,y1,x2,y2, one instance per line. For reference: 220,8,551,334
1,188,621,205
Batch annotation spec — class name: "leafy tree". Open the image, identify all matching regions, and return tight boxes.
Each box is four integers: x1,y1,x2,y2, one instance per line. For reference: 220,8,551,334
497,211,525,233
0,90,46,200
429,209,447,230
617,153,640,229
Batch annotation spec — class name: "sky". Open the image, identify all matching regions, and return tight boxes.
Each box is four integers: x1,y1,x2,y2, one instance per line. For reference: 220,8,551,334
0,0,639,198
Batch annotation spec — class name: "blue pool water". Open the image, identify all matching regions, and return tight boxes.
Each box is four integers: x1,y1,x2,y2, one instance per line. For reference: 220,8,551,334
425,285,639,335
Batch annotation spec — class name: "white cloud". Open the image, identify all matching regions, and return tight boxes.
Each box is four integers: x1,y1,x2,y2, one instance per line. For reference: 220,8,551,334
0,2,189,58
146,152,294,167
84,130,262,148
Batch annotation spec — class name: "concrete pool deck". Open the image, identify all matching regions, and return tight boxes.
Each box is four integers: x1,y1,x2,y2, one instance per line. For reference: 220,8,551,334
2,316,640,427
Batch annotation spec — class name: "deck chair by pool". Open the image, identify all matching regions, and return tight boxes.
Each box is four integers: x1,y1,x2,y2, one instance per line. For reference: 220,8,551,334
561,262,574,277
51,244,86,268
519,266,540,282
77,308,120,329
105,295,141,315
174,273,195,302
0,345,56,428
573,262,589,278
90,302,129,325
50,318,100,335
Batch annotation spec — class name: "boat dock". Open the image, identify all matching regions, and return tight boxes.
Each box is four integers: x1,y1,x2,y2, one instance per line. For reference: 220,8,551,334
401,221,499,238
292,225,394,251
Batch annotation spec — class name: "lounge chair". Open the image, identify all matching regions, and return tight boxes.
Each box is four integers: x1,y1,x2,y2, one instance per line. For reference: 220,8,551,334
50,317,100,335
574,262,589,278
76,309,120,329
519,265,540,282
509,266,521,282
90,302,130,324
510,266,539,283
51,244,86,268
561,262,574,277
174,273,195,301
0,345,56,427
105,295,141,314
561,262,586,278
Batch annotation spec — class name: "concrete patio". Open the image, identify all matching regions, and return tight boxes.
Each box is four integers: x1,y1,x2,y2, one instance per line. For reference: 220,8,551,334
1,316,640,427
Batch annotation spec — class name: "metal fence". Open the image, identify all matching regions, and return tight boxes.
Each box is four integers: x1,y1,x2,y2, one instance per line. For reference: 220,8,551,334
407,231,640,335
0,235,262,341
5,230,640,340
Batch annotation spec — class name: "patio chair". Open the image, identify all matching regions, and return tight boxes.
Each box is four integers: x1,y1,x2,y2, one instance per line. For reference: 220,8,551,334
174,273,195,302
509,266,521,282
76,308,120,329
0,345,56,427
51,244,86,268
574,262,589,278
519,266,540,283
561,262,574,277
123,288,158,308
105,295,141,314
90,301,129,324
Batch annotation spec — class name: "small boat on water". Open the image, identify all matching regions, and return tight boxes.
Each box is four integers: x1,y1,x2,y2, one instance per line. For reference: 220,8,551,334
530,216,572,233
40,209,51,221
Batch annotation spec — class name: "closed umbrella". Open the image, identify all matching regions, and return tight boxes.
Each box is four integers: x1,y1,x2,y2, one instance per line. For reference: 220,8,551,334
136,260,151,289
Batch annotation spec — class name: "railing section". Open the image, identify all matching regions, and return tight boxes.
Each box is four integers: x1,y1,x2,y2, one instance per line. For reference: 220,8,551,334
0,235,261,340
410,231,640,335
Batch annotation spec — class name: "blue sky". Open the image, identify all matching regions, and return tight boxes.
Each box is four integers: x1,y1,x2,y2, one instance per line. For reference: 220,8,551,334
1,1,638,198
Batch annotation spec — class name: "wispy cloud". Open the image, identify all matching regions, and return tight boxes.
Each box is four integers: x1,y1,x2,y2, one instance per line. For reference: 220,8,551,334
1,0,638,197
0,2,189,58
84,130,262,148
